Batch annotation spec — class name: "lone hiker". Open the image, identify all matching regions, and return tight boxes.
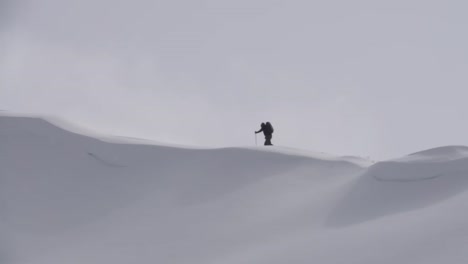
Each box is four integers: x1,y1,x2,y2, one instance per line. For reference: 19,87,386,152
255,122,274,146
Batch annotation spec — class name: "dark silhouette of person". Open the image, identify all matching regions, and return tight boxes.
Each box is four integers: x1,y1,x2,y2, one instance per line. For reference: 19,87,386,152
255,122,274,146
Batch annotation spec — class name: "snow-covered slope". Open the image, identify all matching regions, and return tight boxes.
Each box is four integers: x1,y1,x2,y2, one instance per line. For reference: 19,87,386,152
1,114,467,264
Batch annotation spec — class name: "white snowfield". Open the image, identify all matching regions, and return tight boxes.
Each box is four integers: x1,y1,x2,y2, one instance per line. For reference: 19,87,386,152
1,114,468,264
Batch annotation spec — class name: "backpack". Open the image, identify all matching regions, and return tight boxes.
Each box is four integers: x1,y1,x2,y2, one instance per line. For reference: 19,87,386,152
265,122,274,134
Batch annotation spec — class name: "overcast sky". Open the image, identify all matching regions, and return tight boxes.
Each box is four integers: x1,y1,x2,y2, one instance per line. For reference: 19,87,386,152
1,0,468,160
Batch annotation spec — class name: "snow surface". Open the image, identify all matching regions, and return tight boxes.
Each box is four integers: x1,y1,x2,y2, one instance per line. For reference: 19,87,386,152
1,113,468,264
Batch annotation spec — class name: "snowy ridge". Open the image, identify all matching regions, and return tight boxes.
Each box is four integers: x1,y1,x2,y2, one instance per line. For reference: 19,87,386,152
1,114,468,264
0,111,190,147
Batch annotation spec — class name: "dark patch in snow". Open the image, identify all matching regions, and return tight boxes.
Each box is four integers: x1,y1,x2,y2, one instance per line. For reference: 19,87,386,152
373,173,444,182
87,152,126,168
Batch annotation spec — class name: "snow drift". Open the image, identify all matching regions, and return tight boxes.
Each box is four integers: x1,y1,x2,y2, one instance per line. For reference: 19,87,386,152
329,146,468,227
1,114,468,264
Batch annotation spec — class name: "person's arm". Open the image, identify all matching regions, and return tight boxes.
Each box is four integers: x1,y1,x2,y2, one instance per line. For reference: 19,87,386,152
255,128,263,134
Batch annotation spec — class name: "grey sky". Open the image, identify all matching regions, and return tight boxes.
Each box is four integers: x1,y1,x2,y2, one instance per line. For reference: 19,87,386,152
1,0,468,160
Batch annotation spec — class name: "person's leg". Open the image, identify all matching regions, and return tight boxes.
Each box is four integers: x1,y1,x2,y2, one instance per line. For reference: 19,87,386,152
265,135,273,145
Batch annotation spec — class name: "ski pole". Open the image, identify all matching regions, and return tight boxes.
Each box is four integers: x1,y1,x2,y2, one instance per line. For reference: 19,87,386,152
255,133,257,146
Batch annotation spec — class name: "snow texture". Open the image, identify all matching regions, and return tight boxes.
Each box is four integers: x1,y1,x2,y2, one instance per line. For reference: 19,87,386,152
1,113,468,264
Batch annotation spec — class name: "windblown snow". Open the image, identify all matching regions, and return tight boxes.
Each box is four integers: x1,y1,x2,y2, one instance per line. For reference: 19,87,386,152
1,114,468,264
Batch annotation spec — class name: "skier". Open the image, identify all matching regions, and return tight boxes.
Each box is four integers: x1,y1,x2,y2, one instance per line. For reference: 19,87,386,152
255,122,274,146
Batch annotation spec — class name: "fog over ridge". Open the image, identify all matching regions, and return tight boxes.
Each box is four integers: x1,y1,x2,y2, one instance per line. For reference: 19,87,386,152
2,0,468,159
